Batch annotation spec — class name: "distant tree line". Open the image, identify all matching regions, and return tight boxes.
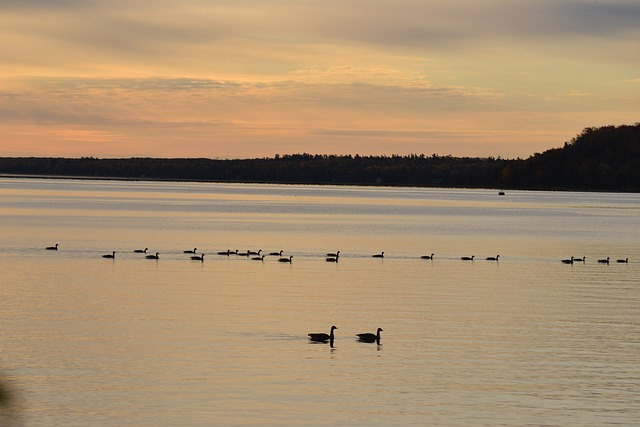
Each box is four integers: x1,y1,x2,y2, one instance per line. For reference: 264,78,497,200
1,124,639,192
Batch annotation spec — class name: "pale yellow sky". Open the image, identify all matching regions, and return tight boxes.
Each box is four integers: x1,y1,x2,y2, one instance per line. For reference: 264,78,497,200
1,0,638,159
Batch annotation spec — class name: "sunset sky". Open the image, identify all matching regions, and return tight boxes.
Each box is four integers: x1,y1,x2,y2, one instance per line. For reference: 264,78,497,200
1,0,639,159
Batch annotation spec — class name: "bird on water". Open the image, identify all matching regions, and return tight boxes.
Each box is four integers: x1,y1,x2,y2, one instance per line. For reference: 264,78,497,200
598,257,610,264
562,256,574,264
191,254,204,261
461,255,474,261
279,255,293,263
252,255,265,261
269,250,284,256
134,248,148,253
146,252,160,259
102,251,116,259
486,255,500,261
617,258,629,263
420,253,434,260
46,244,59,250
326,255,339,262
357,328,383,344
372,252,384,258
184,248,197,254
327,250,340,257
573,256,586,262
308,326,337,344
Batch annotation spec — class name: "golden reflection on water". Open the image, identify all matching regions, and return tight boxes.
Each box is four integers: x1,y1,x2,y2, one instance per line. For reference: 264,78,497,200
1,179,639,426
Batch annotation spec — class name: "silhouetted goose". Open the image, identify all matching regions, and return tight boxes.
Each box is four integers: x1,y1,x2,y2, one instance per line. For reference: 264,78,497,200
269,250,284,256
252,255,265,261
573,256,586,262
134,248,148,253
326,255,339,262
191,254,204,261
46,244,59,250
562,256,574,264
326,250,340,257
598,257,610,264
183,248,197,254
248,249,262,256
102,251,116,259
617,258,628,263
279,255,293,263
357,328,383,343
420,253,434,260
308,326,337,343
146,252,159,259
372,252,384,258
237,250,250,257
461,255,474,261
218,249,232,255
486,255,500,261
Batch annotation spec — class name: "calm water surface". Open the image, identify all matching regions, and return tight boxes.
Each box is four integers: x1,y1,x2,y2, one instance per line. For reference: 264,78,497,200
1,178,639,426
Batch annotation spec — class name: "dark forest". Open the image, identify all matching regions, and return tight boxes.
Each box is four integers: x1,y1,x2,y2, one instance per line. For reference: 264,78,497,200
2,124,639,192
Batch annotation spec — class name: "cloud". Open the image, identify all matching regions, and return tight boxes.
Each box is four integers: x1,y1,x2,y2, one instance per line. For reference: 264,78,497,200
2,0,639,75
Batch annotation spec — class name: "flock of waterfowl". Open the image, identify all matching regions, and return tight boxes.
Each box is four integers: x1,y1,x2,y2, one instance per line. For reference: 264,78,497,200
561,256,629,264
45,244,630,265
308,326,383,347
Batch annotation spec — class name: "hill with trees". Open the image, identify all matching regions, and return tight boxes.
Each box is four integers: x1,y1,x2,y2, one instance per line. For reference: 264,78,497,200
1,124,639,192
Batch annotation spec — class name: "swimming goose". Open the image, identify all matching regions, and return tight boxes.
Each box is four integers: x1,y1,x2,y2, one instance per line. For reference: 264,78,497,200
252,255,265,261
46,244,59,250
326,255,339,262
269,250,284,256
183,248,197,254
237,250,250,257
308,326,337,343
573,256,586,262
218,249,232,255
486,255,500,261
191,254,204,261
420,253,434,260
617,258,629,263
279,255,293,263
134,248,148,253
598,257,610,264
562,256,574,264
461,255,474,261
248,249,262,256
357,328,383,344
326,250,340,257
102,251,116,259
372,252,384,258
146,252,160,259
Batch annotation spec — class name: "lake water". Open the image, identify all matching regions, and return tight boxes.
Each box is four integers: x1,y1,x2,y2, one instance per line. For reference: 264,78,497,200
1,178,639,426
